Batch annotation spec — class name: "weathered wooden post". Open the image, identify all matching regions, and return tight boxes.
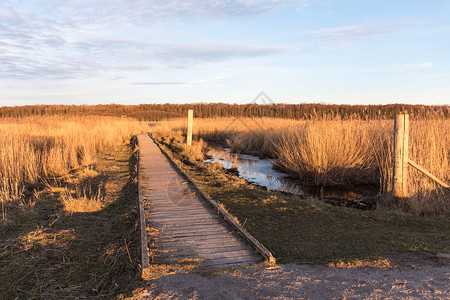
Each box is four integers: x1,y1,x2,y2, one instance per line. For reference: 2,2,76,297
187,109,193,146
393,113,409,198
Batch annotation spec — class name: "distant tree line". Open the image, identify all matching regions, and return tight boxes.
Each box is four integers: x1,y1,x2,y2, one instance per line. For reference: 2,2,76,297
0,103,448,120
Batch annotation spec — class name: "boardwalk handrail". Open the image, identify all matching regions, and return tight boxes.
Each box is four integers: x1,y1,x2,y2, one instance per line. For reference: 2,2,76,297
137,140,151,278
149,133,276,265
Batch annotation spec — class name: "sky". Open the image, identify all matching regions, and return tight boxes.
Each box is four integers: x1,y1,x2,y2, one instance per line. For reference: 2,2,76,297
1,0,450,106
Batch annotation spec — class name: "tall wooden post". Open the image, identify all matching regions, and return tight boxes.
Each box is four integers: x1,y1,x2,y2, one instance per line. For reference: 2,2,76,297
393,113,409,198
187,109,193,146
402,114,409,194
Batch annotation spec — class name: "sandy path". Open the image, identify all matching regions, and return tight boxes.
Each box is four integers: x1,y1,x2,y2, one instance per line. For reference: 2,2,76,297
139,262,449,299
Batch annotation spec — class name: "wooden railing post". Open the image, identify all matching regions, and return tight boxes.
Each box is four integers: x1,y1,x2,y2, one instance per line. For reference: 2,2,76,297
393,113,409,198
187,109,193,146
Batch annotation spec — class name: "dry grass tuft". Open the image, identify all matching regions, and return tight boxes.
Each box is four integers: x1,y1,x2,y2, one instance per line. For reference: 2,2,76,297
60,187,105,214
328,258,392,269
20,228,77,250
182,138,207,161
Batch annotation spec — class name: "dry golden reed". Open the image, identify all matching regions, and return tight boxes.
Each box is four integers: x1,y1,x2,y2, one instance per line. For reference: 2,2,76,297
157,116,449,215
275,120,380,186
0,115,146,205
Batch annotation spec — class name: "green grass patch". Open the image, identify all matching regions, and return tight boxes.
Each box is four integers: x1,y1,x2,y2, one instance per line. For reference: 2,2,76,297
0,142,142,299
155,134,450,265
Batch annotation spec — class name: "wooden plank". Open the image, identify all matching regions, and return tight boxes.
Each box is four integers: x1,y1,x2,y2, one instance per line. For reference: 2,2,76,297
161,227,233,236
202,249,256,260
148,200,204,204
149,204,204,209
158,236,241,247
151,216,219,223
161,247,254,259
151,212,217,219
165,249,255,261
150,212,214,219
160,223,231,232
408,159,449,189
160,244,249,255
159,233,236,244
151,220,220,228
160,232,237,242
158,229,233,240
160,239,248,250
149,208,212,214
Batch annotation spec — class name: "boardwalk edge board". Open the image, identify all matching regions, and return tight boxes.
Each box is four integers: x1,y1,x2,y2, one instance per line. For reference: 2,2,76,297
148,133,276,265
137,141,151,279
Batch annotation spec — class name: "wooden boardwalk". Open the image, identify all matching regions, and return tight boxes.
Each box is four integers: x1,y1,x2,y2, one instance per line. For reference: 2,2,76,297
138,134,263,268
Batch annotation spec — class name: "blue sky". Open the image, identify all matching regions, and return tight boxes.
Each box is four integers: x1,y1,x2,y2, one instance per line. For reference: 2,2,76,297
1,0,449,106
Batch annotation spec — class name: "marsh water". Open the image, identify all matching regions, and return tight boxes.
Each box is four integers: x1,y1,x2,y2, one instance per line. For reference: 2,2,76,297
205,146,304,195
205,145,377,209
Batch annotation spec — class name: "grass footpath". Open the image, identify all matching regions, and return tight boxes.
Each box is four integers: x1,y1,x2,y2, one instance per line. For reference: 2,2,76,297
156,134,450,266
0,142,144,299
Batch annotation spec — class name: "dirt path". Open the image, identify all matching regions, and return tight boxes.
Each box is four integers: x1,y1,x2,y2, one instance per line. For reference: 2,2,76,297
139,261,449,299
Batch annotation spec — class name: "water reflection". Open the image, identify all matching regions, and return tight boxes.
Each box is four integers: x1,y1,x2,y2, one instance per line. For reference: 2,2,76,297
204,145,378,210
205,146,304,196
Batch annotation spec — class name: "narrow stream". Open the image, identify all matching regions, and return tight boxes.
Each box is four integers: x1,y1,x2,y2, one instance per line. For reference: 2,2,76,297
205,146,304,195
204,145,377,210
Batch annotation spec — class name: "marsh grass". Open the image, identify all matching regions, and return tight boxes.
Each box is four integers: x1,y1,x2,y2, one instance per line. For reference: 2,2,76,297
0,115,146,210
275,120,379,186
155,117,449,215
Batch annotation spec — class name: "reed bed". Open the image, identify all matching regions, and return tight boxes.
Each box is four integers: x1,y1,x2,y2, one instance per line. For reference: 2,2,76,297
0,116,146,208
158,117,449,215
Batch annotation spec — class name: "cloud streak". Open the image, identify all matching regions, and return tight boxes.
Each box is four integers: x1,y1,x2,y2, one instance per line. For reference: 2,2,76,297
308,22,415,42
133,81,189,86
155,43,289,63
